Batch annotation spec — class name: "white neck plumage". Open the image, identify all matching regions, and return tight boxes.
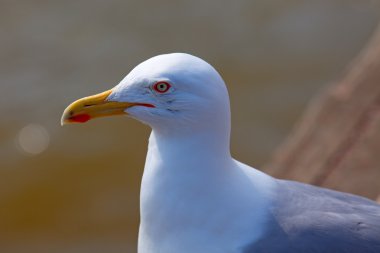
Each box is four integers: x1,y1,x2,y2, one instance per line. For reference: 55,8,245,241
138,127,273,253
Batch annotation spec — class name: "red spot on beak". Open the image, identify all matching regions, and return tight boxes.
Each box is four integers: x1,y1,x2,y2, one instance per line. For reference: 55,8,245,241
69,114,91,123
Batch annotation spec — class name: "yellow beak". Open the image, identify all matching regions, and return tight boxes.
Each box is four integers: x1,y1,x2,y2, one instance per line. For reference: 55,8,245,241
61,89,151,125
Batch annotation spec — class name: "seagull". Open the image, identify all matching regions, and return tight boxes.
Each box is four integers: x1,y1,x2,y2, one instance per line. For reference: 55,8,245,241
61,53,380,253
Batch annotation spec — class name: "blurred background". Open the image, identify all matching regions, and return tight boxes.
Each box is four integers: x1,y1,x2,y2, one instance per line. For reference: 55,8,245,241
1,0,380,252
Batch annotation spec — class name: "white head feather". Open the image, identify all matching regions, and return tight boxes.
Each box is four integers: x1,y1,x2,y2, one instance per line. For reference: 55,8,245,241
107,53,231,139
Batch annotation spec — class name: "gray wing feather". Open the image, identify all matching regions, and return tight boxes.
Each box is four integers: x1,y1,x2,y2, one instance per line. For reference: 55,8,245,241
244,180,380,253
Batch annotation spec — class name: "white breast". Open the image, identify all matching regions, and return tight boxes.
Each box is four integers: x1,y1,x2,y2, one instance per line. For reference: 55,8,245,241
137,133,275,253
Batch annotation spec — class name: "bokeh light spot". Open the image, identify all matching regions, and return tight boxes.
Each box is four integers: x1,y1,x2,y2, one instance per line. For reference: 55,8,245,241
18,124,50,155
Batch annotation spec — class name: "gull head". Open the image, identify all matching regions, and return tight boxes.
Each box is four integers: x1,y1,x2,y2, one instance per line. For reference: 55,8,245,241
61,53,230,134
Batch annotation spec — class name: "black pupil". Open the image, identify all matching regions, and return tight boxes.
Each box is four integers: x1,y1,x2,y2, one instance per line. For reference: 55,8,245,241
159,84,166,90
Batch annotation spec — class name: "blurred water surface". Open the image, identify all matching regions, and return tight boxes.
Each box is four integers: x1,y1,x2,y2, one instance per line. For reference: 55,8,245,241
0,1,379,252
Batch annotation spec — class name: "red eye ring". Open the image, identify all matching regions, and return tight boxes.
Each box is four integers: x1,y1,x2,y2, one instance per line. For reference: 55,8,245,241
153,81,171,93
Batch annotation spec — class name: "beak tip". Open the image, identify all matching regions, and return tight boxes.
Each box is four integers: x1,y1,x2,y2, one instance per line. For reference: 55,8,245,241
60,114,69,126
61,89,121,126
61,107,72,126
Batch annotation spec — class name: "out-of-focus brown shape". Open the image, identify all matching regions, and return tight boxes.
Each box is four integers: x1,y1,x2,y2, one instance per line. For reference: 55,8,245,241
266,24,380,200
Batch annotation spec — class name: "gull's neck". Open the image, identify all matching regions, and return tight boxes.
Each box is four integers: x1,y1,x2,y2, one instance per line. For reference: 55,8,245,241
139,127,273,253
147,127,232,172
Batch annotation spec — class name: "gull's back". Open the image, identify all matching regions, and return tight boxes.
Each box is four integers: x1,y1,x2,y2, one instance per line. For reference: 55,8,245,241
244,180,380,253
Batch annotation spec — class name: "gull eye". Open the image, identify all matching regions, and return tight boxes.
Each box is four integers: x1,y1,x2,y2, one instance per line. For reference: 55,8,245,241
153,82,171,93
